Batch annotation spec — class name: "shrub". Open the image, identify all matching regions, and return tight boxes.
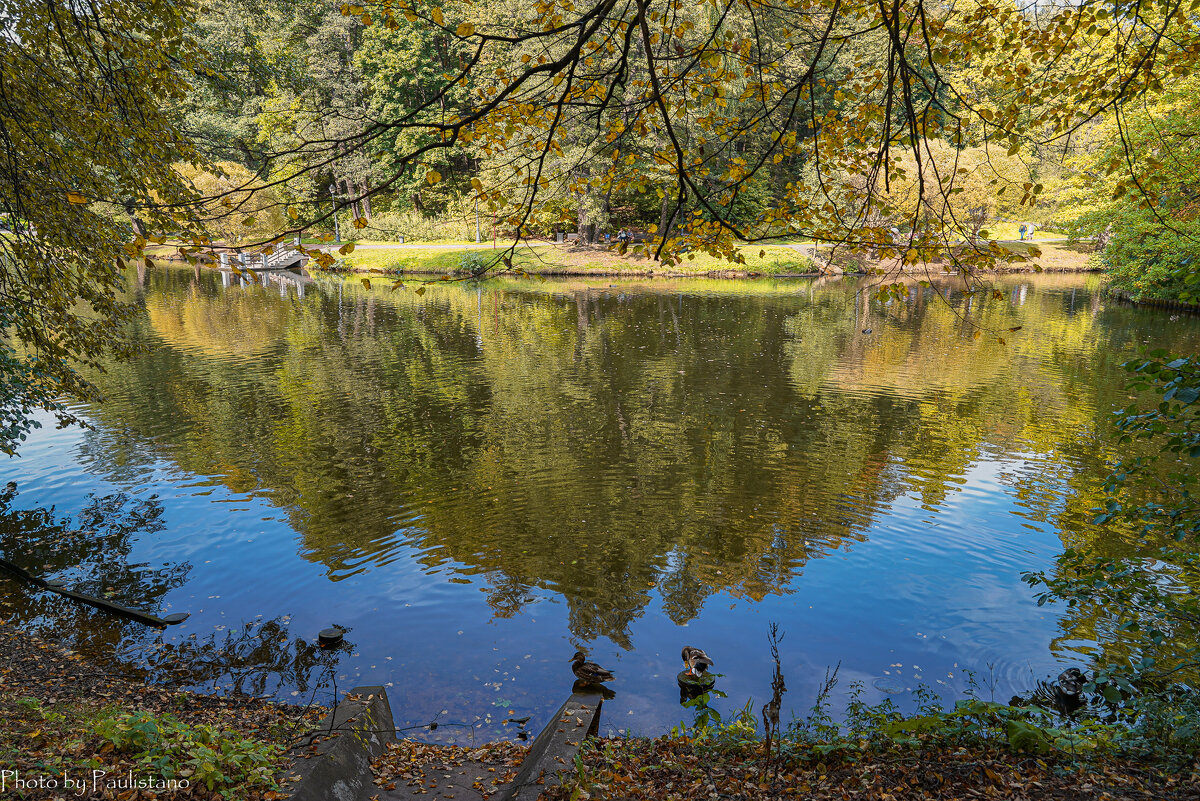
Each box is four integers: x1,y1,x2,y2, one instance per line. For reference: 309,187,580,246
351,208,479,242
94,710,283,796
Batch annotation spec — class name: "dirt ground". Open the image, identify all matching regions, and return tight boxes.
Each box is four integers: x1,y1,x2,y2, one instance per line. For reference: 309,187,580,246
544,735,1200,801
0,623,323,800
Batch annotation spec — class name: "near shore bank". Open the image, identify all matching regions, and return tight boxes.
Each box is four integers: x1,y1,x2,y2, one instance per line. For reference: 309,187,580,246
0,624,321,800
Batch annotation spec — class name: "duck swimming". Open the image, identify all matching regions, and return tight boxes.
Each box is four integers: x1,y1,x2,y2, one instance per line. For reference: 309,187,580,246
681,646,714,676
570,651,615,684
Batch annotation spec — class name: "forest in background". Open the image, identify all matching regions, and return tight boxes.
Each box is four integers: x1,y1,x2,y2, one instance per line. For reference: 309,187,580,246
162,0,1199,294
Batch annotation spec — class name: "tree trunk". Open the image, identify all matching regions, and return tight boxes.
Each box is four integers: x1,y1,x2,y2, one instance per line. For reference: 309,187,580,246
123,200,147,237
656,194,682,256
575,162,597,244
577,198,593,245
359,183,372,219
341,178,359,219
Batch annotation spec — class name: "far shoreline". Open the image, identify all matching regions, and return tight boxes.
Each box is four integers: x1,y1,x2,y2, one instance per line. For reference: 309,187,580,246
147,239,1099,281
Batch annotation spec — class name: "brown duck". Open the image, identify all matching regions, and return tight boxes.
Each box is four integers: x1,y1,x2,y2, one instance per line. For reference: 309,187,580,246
681,646,714,676
569,651,615,684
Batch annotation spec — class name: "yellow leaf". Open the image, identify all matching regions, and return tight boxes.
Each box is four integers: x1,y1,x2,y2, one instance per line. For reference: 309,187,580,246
426,169,442,185
352,216,368,229
415,286,426,296
432,7,444,24
339,242,355,255
287,206,299,220
241,216,256,227
973,330,981,340
361,278,371,290
456,22,475,36
66,191,88,205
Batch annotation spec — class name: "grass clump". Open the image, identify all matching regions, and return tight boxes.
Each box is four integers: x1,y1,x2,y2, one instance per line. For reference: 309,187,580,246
93,708,283,796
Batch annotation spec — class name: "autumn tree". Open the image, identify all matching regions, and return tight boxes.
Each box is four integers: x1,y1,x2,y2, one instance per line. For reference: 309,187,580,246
852,140,1028,241
213,0,1196,282
1071,71,1200,302
0,0,205,453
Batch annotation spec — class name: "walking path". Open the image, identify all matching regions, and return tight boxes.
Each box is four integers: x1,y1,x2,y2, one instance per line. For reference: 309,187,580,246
320,241,555,251
783,236,1071,252
321,236,1071,253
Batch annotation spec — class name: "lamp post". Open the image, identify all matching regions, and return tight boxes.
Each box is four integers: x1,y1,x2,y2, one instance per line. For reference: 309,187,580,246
328,183,341,244
475,197,481,244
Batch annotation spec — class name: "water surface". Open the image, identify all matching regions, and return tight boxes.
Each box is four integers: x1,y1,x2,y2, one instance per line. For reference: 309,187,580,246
1,267,1197,739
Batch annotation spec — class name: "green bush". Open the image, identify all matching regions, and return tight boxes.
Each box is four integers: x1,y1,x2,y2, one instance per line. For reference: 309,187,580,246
351,209,479,242
94,710,282,796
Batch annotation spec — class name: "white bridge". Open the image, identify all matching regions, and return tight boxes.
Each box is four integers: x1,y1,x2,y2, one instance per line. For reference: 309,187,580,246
217,245,312,297
218,245,307,272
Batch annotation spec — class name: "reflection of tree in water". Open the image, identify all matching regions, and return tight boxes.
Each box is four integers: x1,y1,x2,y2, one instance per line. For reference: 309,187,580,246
134,619,351,700
70,271,1200,650
482,575,537,619
0,483,187,650
0,484,348,702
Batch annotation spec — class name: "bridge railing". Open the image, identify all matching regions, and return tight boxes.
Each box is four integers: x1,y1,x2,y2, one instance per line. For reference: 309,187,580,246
218,246,306,271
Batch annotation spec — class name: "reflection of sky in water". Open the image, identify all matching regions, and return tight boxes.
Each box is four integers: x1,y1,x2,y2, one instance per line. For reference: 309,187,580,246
1,271,1198,740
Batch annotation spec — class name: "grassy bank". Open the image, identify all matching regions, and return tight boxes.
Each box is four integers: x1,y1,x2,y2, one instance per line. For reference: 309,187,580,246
340,242,817,277
0,624,321,800
145,238,1094,278
332,241,1095,278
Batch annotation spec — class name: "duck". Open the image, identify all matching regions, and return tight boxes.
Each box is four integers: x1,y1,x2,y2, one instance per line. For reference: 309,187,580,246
569,651,615,684
1056,667,1085,699
1008,667,1088,716
681,646,714,676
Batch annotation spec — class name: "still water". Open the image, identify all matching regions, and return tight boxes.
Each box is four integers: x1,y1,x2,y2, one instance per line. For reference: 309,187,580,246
1,267,1197,739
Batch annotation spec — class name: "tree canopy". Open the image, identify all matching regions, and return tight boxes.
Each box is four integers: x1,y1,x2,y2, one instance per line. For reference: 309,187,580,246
2,0,1199,452
192,0,1200,268
0,0,204,451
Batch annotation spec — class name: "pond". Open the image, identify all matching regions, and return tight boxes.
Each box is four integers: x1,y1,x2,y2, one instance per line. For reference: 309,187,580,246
1,267,1198,740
